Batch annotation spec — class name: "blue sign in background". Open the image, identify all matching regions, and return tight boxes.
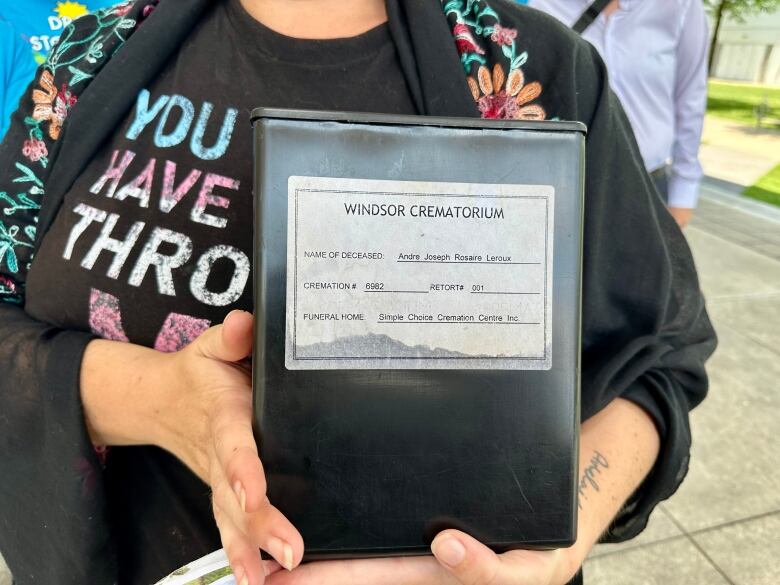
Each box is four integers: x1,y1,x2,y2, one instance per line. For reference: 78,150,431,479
0,1,118,139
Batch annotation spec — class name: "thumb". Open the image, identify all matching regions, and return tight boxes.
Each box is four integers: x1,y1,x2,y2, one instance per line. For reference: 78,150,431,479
195,310,254,363
431,530,503,585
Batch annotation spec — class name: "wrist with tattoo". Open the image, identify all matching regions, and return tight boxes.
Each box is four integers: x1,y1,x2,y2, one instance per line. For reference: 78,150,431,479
577,450,609,510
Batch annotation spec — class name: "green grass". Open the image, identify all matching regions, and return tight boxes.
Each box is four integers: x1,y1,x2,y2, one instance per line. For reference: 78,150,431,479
707,81,780,126
744,163,780,207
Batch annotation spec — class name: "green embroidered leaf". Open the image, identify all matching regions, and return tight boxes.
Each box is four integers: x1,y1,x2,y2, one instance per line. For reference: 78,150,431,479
116,18,137,29
68,65,94,86
12,163,43,187
0,191,41,216
477,6,499,21
23,117,45,142
512,52,528,69
0,224,23,273
46,10,132,73
461,53,487,72
1,249,19,274
502,44,513,59
443,1,463,16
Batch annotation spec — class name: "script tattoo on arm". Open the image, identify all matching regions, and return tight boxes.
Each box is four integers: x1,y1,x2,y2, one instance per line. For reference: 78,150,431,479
577,450,610,510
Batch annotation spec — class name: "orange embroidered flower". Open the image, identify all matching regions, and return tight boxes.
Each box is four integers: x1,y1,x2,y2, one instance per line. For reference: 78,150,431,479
468,64,545,121
31,70,77,140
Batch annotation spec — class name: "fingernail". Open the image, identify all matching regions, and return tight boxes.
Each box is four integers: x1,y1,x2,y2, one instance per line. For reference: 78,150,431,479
283,542,294,571
233,481,246,513
240,577,249,585
267,536,295,571
432,534,466,568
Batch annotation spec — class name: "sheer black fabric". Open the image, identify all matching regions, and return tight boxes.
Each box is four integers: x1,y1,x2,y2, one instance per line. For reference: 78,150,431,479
0,303,110,581
554,35,715,540
0,5,149,581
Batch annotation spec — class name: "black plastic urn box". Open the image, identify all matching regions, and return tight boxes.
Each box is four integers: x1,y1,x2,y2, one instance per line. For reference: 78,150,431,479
251,108,585,559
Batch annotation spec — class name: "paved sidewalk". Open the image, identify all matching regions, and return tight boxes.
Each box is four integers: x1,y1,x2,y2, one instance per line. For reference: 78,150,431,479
585,190,780,584
694,194,780,262
699,116,780,188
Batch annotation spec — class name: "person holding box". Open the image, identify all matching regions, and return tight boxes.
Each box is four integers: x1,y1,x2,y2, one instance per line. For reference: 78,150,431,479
0,1,715,584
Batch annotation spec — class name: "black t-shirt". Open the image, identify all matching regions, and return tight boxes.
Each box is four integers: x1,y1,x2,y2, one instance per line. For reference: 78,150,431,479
27,0,417,349
24,1,416,581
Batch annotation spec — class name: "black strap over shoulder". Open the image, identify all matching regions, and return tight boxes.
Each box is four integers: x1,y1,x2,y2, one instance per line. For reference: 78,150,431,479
572,0,612,34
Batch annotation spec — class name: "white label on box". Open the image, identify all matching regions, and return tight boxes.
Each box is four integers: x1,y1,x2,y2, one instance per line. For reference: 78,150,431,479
285,176,554,370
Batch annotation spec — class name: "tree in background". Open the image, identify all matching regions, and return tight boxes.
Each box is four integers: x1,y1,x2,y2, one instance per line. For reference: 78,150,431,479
704,0,780,73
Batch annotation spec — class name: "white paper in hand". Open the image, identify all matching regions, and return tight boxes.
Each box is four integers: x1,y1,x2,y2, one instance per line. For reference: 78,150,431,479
154,549,233,585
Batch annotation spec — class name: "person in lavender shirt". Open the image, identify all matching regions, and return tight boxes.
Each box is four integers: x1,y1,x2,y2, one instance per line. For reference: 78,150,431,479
528,0,709,228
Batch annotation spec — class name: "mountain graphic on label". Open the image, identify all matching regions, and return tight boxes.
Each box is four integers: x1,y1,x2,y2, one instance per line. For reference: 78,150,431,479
296,332,487,360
